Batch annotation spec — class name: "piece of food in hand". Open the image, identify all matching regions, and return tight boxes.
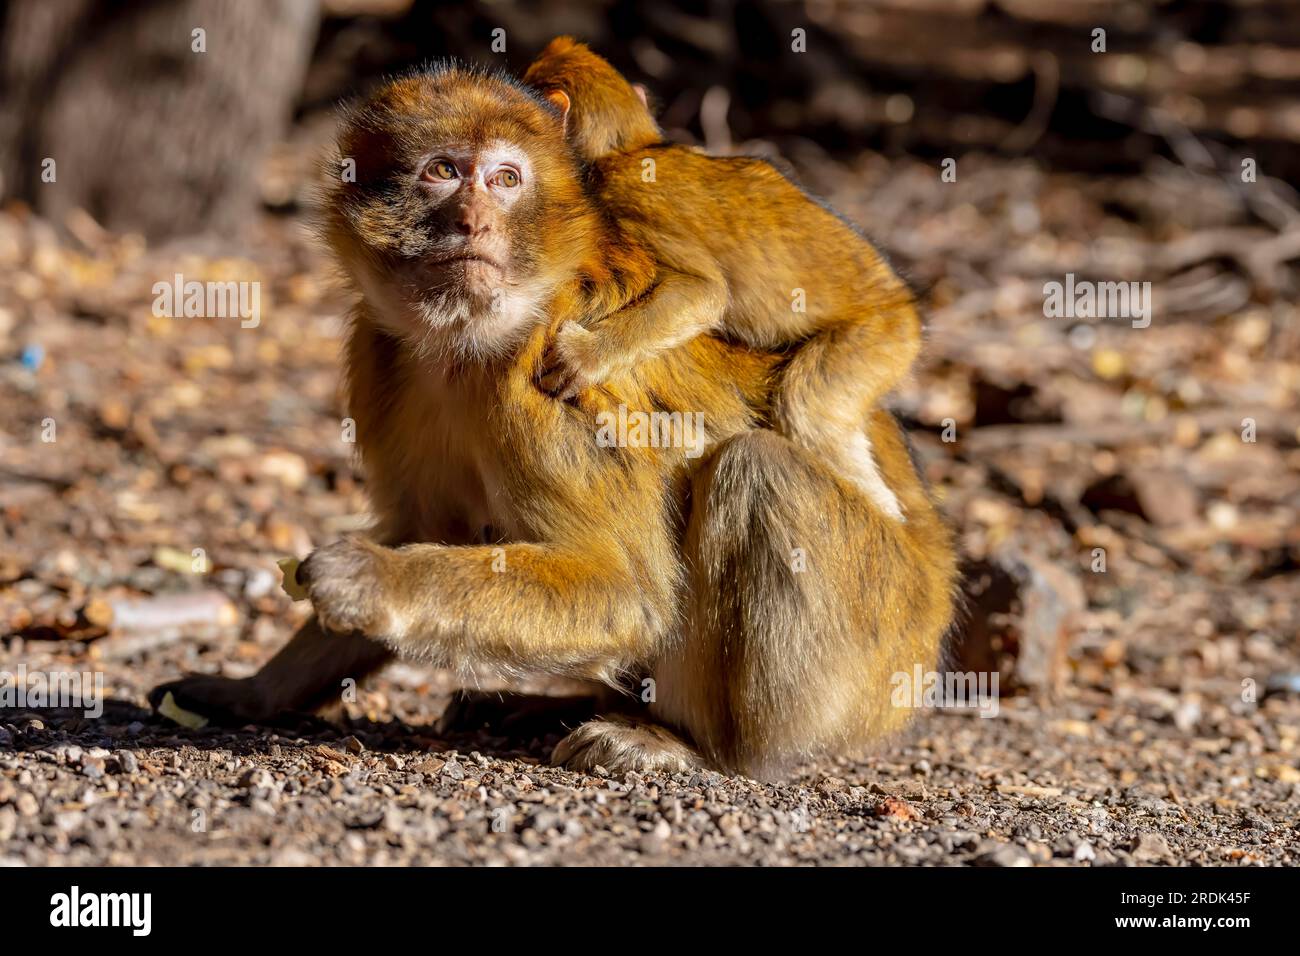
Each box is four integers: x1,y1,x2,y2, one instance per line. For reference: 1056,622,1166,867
278,557,308,600
156,691,209,730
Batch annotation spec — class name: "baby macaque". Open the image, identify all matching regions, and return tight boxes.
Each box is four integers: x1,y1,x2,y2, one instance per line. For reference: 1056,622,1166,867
527,37,920,520
150,63,956,780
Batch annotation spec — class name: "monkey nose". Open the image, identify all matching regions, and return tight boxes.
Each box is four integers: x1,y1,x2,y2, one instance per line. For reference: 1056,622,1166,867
455,210,490,236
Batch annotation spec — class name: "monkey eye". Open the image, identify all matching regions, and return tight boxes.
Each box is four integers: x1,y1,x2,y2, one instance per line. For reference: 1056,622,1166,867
489,168,520,188
422,159,458,181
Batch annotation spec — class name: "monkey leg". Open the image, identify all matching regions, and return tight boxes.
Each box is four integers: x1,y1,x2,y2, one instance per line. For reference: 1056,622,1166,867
652,424,955,780
148,616,391,725
771,290,922,521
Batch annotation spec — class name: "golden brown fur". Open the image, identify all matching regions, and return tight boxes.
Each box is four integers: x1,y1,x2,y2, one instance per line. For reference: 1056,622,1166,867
151,62,957,780
526,38,921,520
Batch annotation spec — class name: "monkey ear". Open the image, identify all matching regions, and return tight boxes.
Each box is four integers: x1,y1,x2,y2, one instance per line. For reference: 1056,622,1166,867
632,83,649,108
543,88,571,131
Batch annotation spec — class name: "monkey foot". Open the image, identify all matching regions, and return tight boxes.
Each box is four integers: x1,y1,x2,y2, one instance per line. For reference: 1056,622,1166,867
551,716,701,775
148,674,275,726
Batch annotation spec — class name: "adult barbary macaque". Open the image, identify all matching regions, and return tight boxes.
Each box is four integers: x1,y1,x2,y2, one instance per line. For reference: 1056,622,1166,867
526,37,922,520
150,63,957,779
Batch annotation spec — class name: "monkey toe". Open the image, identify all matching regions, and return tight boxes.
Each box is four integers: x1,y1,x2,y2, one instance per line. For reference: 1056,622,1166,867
552,716,701,776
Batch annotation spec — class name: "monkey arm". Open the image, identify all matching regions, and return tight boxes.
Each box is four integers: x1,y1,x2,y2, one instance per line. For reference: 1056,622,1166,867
584,268,728,375
299,536,673,685
539,268,728,398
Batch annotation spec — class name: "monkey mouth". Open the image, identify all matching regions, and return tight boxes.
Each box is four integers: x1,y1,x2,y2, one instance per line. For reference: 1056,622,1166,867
431,251,503,271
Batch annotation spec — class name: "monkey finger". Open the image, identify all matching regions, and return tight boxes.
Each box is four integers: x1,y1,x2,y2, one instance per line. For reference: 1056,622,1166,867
536,366,573,397
557,378,585,401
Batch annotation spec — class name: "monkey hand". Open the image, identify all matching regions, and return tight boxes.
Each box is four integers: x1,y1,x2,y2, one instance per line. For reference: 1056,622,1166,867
298,537,398,639
537,321,605,400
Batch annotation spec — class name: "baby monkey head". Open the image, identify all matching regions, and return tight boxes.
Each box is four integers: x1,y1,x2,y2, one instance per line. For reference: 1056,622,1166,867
325,65,593,361
524,36,662,162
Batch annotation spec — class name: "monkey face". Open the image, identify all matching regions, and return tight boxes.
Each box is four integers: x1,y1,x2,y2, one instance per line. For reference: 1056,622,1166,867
324,66,592,361
409,141,534,305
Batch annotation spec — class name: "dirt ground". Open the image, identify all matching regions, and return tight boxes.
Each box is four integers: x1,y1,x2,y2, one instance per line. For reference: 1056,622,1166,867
1,141,1298,865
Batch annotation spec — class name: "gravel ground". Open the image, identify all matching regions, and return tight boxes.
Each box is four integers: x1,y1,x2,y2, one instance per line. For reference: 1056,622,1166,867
2,655,1297,866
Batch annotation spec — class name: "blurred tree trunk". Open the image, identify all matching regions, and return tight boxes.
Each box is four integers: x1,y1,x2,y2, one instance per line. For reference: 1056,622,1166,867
0,0,318,240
